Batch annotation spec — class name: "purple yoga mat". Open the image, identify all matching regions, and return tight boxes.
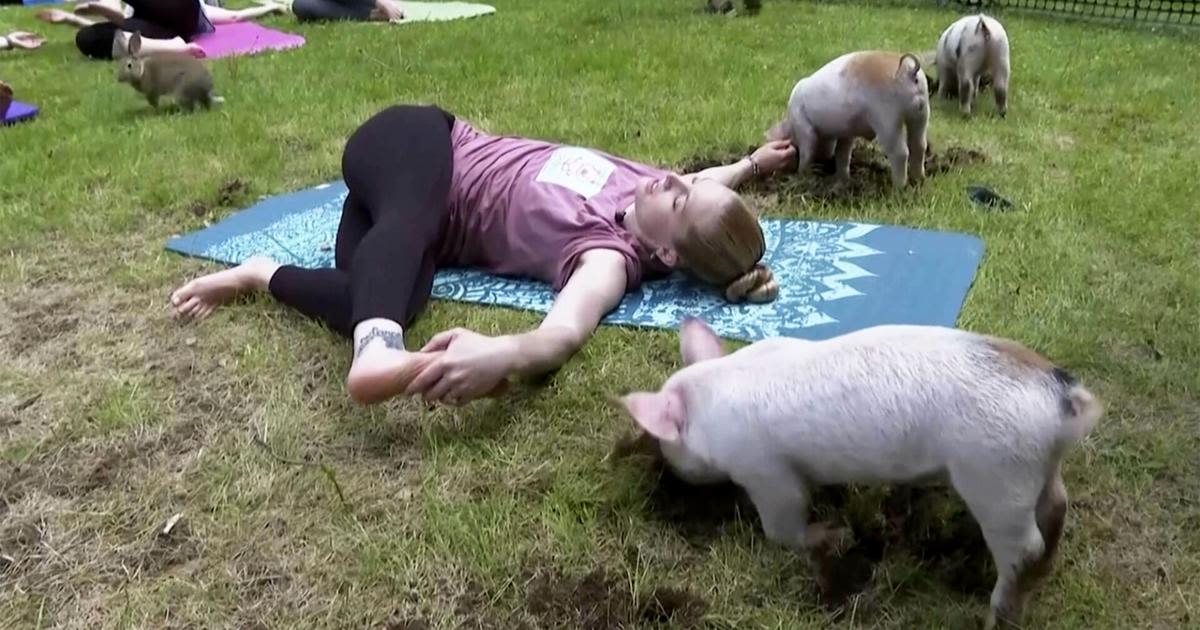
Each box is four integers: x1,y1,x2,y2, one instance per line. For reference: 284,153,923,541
193,22,305,59
3,101,39,126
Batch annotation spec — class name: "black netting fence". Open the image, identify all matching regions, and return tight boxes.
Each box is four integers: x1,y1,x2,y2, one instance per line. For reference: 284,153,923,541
945,0,1198,26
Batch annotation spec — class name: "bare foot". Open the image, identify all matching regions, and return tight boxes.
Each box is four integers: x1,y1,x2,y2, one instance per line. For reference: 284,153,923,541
36,9,73,24
347,349,440,405
5,32,46,50
369,0,405,22
170,256,280,322
0,82,12,121
255,0,290,14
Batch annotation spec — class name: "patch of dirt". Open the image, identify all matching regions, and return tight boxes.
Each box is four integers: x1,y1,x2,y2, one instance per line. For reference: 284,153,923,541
230,549,294,605
384,619,432,630
610,430,756,545
637,586,708,627
134,516,201,577
453,579,512,630
0,511,43,572
523,566,707,629
677,142,987,204
1,284,85,356
217,178,249,206
806,485,992,612
190,178,249,217
0,416,206,539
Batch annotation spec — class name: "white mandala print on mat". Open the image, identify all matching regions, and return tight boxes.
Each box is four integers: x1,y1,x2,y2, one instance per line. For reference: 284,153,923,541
202,192,883,342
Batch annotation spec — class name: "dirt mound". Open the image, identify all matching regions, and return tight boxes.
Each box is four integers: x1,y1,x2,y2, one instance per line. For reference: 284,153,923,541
523,565,707,629
677,142,987,203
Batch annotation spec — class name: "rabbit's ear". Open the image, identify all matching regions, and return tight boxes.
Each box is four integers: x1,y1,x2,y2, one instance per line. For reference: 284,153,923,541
128,32,142,57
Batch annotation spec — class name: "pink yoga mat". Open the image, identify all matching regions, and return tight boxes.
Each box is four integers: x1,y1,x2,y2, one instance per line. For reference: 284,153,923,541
193,22,305,59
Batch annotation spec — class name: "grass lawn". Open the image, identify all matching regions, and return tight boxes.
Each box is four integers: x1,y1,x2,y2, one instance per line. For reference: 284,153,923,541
2,0,1198,627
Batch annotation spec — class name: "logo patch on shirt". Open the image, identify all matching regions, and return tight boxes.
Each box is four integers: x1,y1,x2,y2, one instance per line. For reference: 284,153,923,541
535,147,616,199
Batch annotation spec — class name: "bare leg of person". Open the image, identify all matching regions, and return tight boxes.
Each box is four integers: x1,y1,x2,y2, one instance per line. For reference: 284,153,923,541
170,257,283,322
203,2,289,23
36,9,101,29
369,0,404,22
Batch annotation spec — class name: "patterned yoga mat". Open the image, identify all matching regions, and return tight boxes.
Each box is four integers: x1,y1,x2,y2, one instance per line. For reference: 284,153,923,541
165,181,985,342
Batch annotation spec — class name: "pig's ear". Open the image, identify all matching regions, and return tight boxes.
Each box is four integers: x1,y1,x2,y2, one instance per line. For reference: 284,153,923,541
680,317,726,365
617,390,685,442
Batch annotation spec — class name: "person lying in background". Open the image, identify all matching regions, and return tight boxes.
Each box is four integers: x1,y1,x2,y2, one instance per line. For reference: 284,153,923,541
36,0,285,59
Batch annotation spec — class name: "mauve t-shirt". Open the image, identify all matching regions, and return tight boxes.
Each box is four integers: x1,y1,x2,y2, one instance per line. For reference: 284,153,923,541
436,119,670,291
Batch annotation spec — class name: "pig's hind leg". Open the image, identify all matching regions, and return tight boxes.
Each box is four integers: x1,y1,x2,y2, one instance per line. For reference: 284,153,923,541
876,126,911,189
948,457,1049,630
991,44,1011,118
788,116,819,176
905,108,929,185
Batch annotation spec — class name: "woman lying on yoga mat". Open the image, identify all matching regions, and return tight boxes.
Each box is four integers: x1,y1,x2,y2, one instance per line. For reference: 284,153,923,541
37,0,286,59
170,105,796,406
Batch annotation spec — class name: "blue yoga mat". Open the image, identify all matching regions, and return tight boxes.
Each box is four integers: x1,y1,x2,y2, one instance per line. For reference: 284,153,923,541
164,181,984,343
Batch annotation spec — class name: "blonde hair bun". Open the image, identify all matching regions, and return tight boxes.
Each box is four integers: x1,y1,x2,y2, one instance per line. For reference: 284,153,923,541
724,264,778,303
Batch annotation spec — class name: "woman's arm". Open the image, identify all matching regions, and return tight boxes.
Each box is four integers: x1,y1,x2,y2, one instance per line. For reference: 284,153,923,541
508,248,627,376
683,139,796,190
407,248,628,404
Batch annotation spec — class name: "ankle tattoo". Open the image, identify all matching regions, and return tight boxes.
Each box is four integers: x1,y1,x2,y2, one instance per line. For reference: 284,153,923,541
355,327,403,358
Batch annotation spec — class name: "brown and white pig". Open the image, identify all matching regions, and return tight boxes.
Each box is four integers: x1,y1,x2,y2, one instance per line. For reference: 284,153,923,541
768,50,930,189
936,14,1012,117
615,317,1101,629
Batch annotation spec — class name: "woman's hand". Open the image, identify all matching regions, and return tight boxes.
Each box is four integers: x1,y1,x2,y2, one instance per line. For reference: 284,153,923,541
404,248,627,406
749,139,797,176
405,328,515,405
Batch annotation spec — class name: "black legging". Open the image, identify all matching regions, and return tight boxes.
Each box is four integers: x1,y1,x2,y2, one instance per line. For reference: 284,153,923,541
267,105,456,338
75,0,214,60
292,0,376,22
